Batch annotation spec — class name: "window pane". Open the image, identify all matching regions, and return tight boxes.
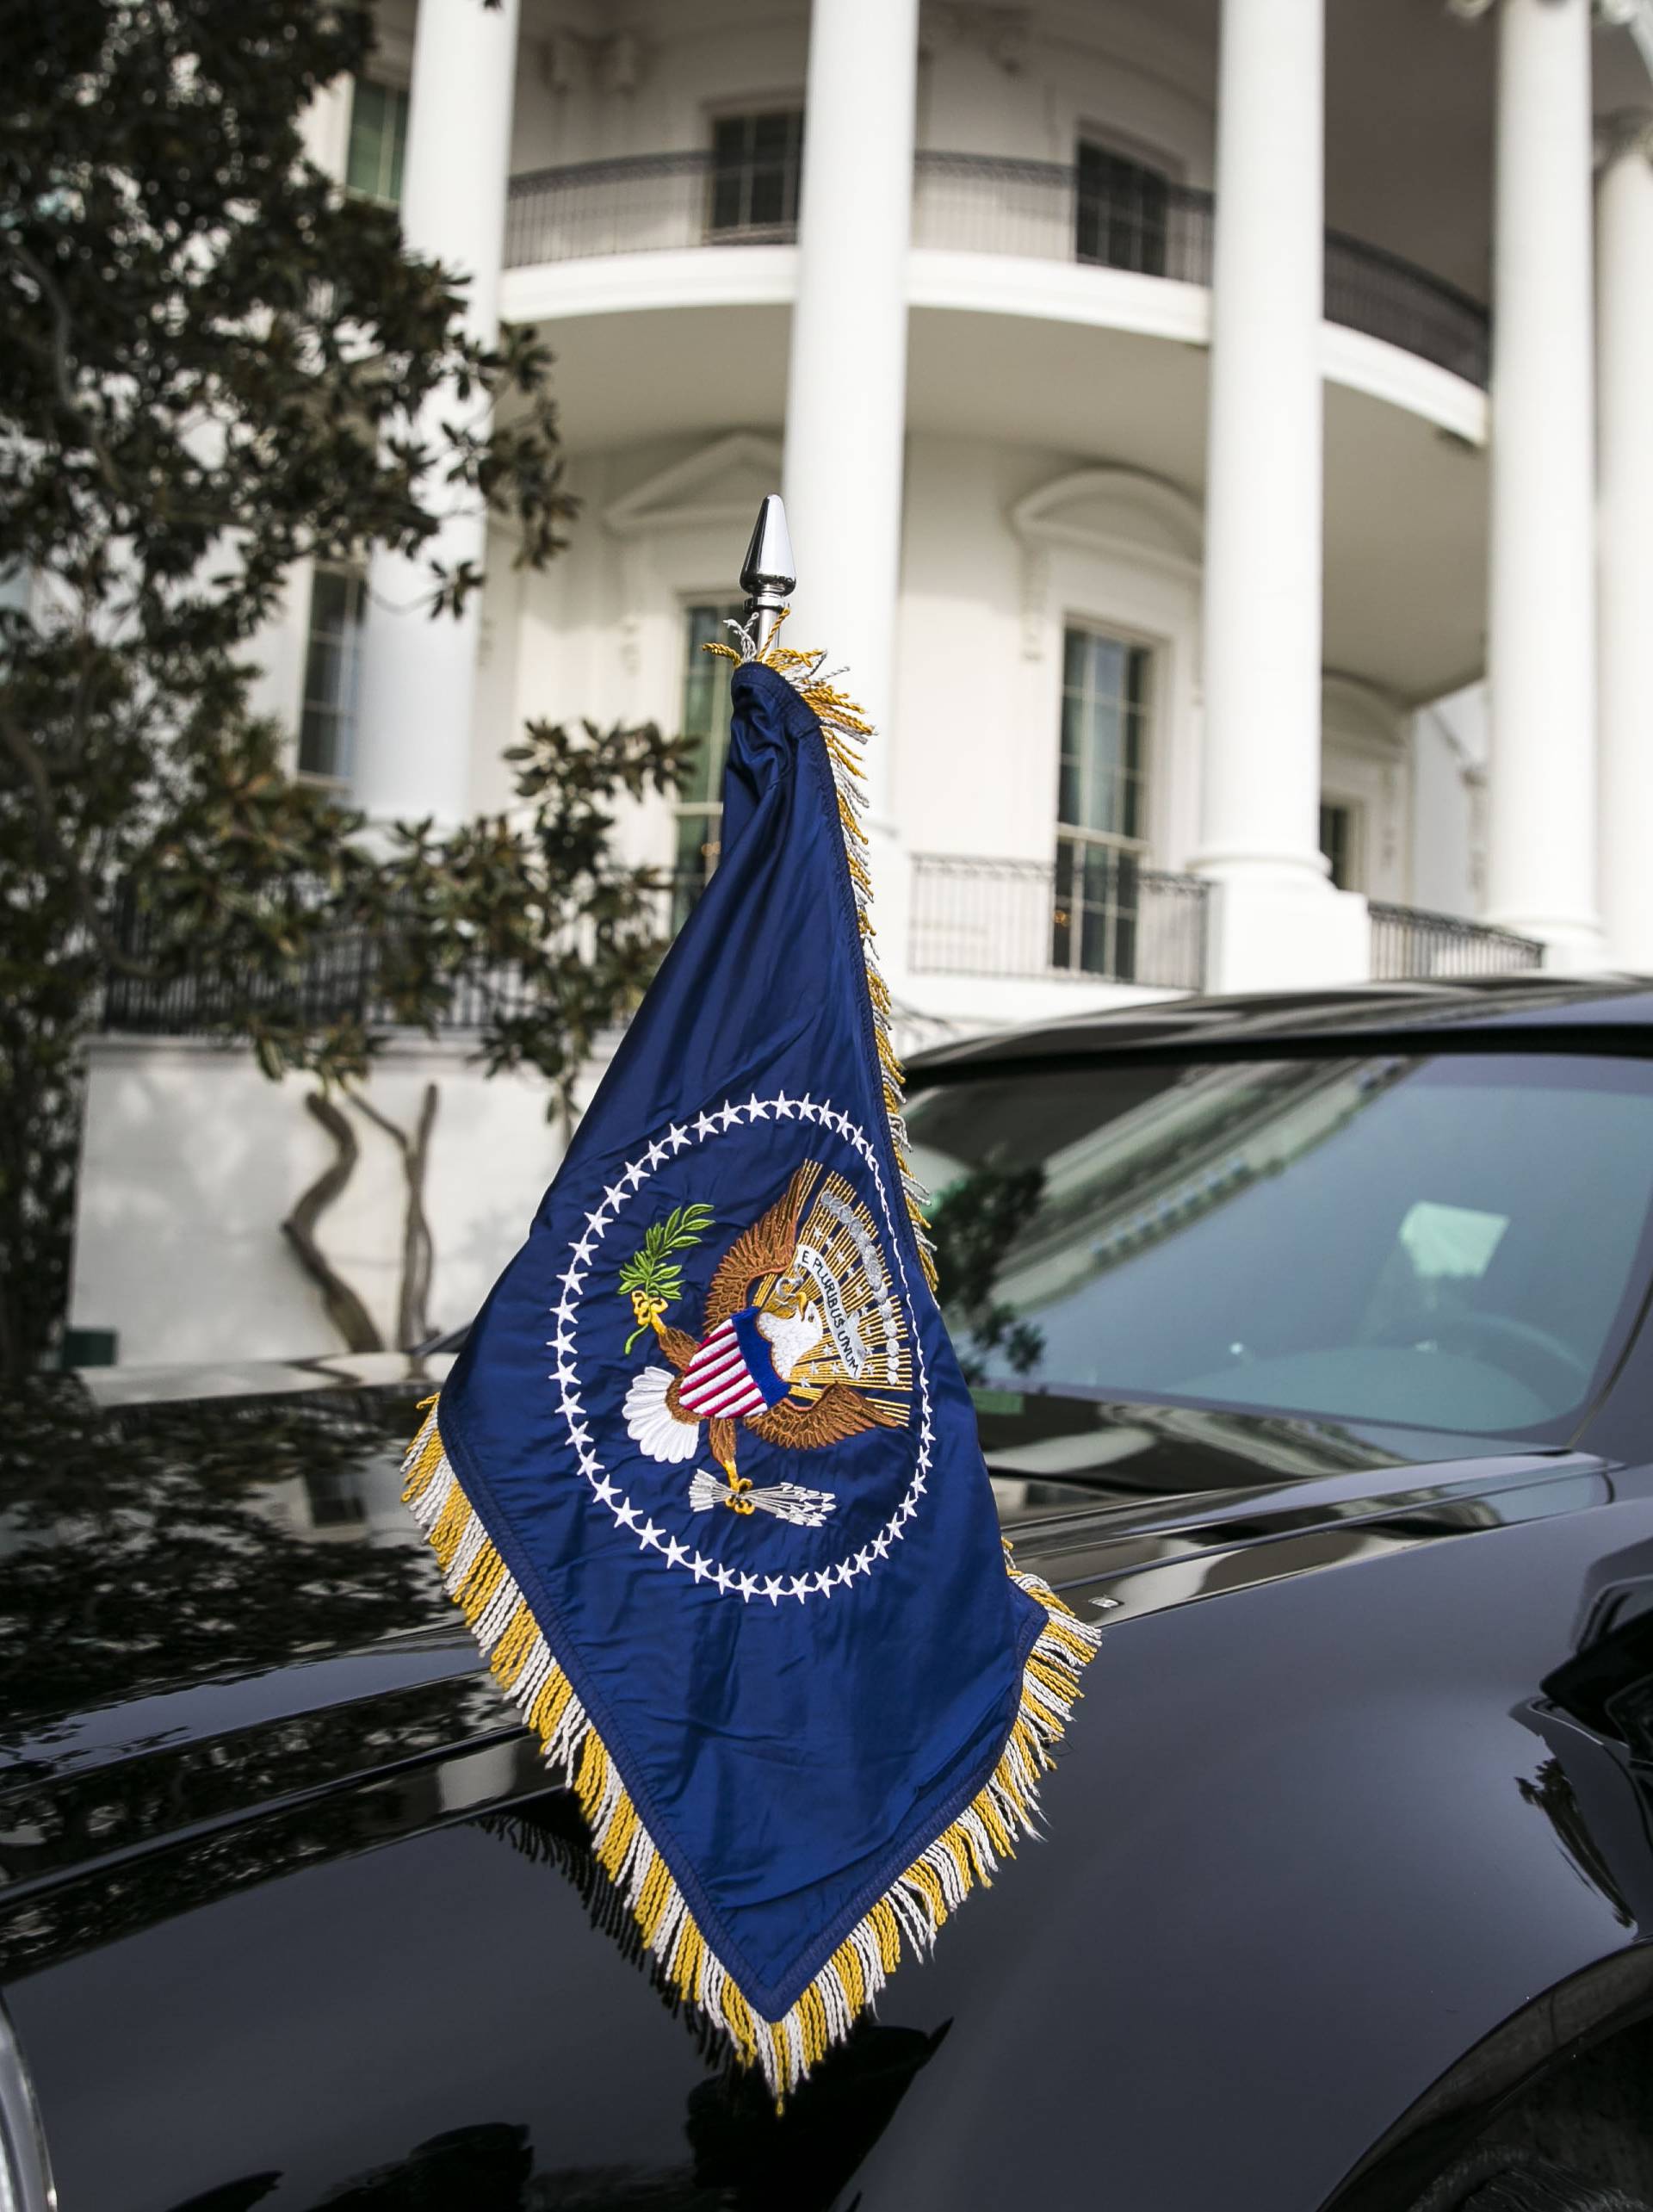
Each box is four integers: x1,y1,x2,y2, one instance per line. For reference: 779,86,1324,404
1050,840,1077,970
1058,626,1150,840
1113,901,1138,982
309,567,350,633
673,602,743,904
749,159,786,230
1089,633,1126,697
1080,841,1116,908
299,707,339,779
304,636,342,712
1083,699,1123,833
1054,626,1151,968
707,108,802,236
345,82,385,196
299,567,364,783
1320,802,1353,890
1079,898,1110,977
386,94,407,204
1075,140,1171,277
347,81,409,206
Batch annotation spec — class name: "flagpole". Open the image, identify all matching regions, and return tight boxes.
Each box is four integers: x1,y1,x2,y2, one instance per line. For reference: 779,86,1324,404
740,493,796,660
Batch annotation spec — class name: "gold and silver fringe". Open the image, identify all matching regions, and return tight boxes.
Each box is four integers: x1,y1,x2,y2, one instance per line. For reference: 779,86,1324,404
403,1400,1101,2100
707,612,938,1290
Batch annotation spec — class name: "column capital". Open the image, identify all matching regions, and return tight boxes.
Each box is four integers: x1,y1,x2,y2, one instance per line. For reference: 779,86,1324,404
926,6,1031,74
1596,107,1653,169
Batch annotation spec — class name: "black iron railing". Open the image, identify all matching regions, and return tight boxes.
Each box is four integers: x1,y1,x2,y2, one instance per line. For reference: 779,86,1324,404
99,878,703,1039
909,852,1208,991
504,149,1491,387
1369,901,1543,980
910,152,1212,279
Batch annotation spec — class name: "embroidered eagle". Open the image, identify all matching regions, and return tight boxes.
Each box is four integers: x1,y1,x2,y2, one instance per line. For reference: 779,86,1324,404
622,1162,908,1519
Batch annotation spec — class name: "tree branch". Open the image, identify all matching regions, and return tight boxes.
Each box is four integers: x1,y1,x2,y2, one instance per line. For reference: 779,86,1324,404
0,705,162,981
282,1090,384,1354
7,238,124,495
347,1078,439,1348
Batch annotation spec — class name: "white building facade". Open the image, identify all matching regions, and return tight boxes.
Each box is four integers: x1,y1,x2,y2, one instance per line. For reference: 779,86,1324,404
71,0,1653,1366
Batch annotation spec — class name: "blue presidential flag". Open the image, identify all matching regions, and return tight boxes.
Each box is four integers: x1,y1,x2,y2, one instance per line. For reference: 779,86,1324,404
403,621,1100,2097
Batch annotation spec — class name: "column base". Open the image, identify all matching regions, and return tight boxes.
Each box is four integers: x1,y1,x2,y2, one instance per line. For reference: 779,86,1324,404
1481,914,1604,975
1202,872,1371,995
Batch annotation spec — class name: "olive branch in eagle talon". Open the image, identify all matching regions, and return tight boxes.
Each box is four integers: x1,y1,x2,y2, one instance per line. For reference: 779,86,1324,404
617,1203,715,1351
622,1163,909,1521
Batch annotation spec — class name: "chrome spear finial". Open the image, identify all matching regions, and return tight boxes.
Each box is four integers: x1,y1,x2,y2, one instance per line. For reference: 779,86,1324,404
740,493,796,658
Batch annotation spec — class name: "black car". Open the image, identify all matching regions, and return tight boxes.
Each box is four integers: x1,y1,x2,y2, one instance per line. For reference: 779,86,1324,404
12,977,1653,2212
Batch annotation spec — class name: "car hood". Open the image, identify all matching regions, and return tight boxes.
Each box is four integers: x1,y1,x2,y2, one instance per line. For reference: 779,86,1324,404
0,1366,1631,2212
0,1366,1593,1768
0,1363,1610,2017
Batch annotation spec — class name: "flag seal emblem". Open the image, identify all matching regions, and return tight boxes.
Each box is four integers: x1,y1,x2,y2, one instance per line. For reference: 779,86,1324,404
592,1130,923,1575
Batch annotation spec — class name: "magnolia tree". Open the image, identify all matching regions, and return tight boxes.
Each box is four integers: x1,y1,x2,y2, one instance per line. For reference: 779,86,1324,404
0,0,689,1380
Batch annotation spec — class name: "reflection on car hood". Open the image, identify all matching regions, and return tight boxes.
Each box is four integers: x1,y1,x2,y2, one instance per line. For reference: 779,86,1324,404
0,1366,1583,1757
0,1374,457,1754
0,1367,1613,1975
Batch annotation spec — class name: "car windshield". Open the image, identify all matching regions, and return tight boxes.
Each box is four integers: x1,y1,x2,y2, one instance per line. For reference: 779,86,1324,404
906,1050,1653,1440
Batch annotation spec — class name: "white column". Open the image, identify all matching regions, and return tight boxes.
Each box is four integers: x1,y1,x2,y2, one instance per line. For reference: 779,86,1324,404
1195,0,1365,990
1483,0,1602,965
352,0,521,824
299,76,353,177
782,0,919,831
1596,115,1653,970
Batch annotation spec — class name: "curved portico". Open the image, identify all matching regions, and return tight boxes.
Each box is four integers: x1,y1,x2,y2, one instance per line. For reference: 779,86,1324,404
332,0,1653,1008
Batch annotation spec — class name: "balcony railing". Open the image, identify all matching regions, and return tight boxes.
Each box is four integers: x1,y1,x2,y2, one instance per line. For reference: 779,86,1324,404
99,878,704,1039
504,149,1491,387
1369,902,1544,980
909,852,1208,992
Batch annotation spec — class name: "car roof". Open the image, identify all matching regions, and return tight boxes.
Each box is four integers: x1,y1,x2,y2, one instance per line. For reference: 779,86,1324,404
908,973,1653,1072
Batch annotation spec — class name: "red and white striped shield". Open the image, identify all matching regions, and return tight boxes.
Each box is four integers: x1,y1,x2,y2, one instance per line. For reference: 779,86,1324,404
678,1312,777,1422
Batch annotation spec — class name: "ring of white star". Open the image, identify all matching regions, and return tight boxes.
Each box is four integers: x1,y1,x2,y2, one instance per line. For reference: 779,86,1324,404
546,1091,935,1608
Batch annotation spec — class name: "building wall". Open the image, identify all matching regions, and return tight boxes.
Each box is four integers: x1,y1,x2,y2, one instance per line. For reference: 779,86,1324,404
1411,683,1489,924
67,1038,598,1366
470,426,1453,912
